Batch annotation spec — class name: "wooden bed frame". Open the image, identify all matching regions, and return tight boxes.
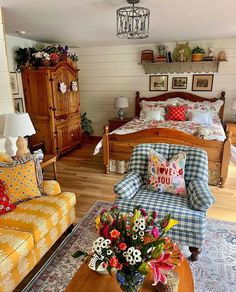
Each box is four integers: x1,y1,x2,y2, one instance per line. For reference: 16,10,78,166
102,91,231,187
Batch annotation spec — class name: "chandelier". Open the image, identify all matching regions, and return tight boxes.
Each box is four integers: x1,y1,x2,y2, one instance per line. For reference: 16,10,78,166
116,0,150,39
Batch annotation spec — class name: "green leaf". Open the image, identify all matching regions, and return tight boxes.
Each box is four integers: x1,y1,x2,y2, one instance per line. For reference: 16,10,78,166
138,262,149,275
72,250,88,258
151,243,164,258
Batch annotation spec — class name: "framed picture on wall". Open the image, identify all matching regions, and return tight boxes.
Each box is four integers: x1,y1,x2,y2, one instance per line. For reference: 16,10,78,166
10,72,19,95
14,98,24,113
192,74,214,91
172,77,188,89
149,75,168,91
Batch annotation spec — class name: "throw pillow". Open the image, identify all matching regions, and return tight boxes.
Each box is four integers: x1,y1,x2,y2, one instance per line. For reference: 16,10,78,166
165,105,187,121
0,180,16,215
142,108,164,121
189,110,213,125
0,152,13,163
147,149,187,195
0,156,43,204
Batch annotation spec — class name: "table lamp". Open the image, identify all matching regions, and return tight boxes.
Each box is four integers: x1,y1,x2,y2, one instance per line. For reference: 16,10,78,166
114,96,128,120
232,99,236,122
3,113,36,158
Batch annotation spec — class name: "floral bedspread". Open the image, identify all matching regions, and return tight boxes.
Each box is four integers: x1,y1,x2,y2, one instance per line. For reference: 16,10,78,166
119,118,226,140
93,118,226,155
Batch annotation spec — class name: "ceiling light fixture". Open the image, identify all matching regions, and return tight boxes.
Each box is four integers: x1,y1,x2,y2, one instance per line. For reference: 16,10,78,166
116,0,150,39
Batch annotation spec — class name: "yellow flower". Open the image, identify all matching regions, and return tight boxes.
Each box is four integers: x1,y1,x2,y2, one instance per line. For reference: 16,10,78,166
130,209,141,226
95,215,100,230
164,218,178,233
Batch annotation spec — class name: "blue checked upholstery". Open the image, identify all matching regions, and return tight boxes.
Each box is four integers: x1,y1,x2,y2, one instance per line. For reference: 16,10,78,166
114,143,215,248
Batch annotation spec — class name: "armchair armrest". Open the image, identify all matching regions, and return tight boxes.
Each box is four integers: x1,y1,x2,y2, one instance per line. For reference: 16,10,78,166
42,180,61,196
188,180,215,212
114,171,143,199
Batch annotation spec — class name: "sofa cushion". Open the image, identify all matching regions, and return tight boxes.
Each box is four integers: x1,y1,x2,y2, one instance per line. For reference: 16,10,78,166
0,192,76,243
0,180,16,215
0,227,34,280
0,156,43,204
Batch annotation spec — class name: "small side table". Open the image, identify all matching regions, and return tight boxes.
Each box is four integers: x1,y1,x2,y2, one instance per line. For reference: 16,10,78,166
108,117,132,132
41,155,57,180
225,122,236,145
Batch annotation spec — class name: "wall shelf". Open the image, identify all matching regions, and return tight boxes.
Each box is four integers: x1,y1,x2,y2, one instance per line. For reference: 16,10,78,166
140,61,219,74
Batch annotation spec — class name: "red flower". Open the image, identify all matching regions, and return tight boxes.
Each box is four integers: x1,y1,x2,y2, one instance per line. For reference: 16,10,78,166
119,242,127,251
178,168,183,175
102,262,108,268
110,229,120,238
100,224,111,240
109,256,118,268
153,211,157,220
50,53,59,60
117,263,123,270
140,208,147,216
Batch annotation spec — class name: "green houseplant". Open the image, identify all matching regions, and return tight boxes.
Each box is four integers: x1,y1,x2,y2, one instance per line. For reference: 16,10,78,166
81,113,94,142
191,46,205,61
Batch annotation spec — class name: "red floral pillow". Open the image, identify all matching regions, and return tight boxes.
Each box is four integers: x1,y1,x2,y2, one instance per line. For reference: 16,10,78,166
166,105,187,121
0,180,16,215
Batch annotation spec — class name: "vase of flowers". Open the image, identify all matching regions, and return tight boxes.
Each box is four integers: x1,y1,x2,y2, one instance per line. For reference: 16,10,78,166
33,51,51,66
73,206,183,292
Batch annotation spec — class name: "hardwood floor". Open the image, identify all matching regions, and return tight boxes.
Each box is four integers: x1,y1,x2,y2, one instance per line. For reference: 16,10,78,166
44,140,236,223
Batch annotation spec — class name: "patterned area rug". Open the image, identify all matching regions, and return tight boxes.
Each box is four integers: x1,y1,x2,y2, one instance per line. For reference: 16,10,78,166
24,201,236,292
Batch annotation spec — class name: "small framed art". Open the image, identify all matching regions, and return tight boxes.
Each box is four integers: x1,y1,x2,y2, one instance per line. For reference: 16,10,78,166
10,72,19,95
172,77,188,89
149,75,168,91
192,74,214,91
14,98,24,113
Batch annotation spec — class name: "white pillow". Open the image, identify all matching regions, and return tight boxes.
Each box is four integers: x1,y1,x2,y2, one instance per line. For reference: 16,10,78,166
189,111,213,125
142,109,164,121
177,98,223,114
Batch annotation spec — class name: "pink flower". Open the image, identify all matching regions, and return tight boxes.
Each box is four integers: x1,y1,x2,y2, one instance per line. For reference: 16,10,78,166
100,224,111,239
151,227,159,238
140,208,147,216
153,211,157,220
102,262,108,268
149,254,174,285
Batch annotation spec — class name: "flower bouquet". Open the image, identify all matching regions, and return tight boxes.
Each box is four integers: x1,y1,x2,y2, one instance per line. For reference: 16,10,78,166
73,206,183,292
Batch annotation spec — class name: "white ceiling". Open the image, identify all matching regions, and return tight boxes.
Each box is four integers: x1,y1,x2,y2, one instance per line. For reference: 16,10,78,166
0,0,236,47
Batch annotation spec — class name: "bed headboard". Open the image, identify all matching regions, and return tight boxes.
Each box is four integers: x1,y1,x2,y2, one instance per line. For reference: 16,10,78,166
135,91,226,121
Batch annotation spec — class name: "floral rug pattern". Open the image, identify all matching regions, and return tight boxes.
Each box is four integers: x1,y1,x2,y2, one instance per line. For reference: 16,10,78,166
24,201,236,292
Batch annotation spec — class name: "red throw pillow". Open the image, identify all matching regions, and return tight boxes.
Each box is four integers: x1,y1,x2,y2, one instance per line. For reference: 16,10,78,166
166,105,187,121
0,180,16,215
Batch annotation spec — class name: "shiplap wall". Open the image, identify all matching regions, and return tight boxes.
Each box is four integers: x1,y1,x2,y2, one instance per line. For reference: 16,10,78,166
0,7,16,154
77,39,236,136
0,8,12,114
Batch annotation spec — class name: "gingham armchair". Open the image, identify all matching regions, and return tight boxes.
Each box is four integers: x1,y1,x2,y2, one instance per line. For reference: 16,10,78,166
114,143,215,261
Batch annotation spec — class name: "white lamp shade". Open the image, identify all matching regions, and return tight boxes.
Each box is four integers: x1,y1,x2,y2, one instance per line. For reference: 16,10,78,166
3,113,36,137
232,99,236,111
114,96,128,108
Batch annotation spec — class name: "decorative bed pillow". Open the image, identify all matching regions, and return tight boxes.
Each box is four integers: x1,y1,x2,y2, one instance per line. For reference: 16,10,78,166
165,105,187,121
177,98,223,114
0,156,43,204
141,108,164,121
189,110,213,125
147,150,187,195
0,180,16,215
139,99,179,120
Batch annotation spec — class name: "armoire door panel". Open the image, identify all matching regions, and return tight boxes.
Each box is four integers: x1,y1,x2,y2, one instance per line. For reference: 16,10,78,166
67,70,80,114
51,67,68,118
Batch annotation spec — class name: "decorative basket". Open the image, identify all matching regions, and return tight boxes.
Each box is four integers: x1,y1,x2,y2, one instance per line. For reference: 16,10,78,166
156,271,179,292
40,59,51,67
59,53,67,61
192,53,204,62
50,58,59,66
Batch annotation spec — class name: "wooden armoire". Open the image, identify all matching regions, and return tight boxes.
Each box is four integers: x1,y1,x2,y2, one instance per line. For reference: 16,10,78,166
21,61,81,156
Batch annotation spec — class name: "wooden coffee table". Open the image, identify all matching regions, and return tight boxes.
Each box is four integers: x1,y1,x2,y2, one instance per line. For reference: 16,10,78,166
65,258,194,292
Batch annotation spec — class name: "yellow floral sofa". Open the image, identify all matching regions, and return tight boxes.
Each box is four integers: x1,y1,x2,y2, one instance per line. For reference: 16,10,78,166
0,180,76,292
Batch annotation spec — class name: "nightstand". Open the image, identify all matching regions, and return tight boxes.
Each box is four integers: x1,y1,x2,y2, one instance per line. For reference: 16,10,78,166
108,117,132,132
225,122,236,145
